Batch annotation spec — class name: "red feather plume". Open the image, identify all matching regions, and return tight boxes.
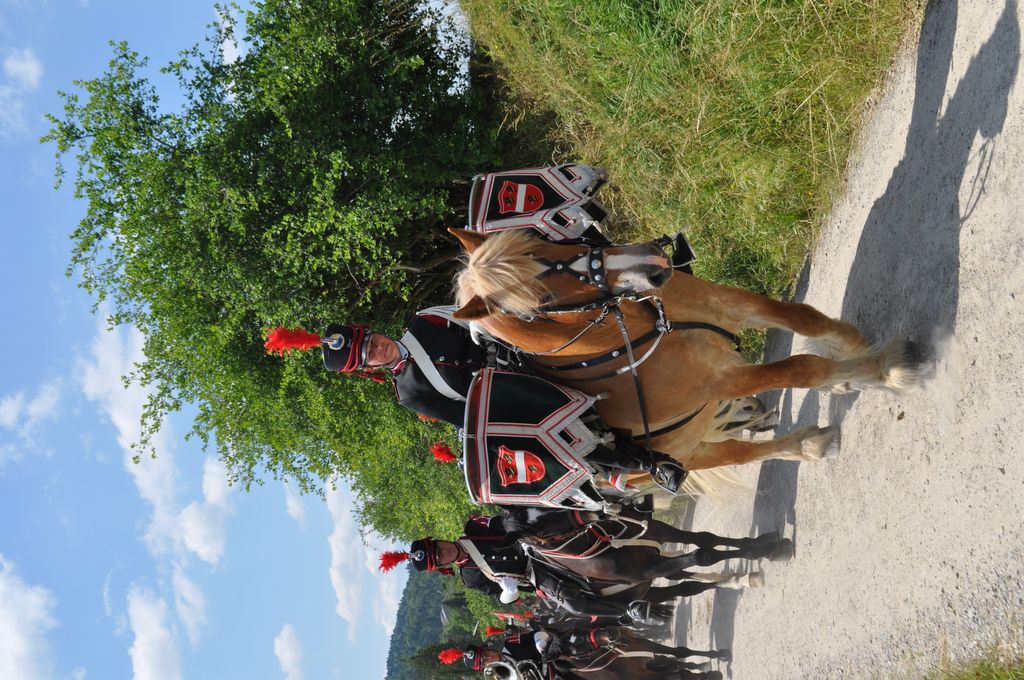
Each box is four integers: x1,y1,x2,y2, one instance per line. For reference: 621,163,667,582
484,625,504,637
430,442,457,463
378,551,409,573
492,610,534,621
264,327,321,355
438,648,464,665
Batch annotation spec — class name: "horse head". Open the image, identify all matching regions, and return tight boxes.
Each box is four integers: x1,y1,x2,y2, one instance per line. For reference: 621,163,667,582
450,228,673,321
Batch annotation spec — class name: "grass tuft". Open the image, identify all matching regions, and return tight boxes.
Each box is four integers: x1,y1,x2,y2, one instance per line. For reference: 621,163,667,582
462,0,919,305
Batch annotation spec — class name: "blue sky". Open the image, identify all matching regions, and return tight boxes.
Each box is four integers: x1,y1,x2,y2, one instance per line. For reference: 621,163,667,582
0,1,407,679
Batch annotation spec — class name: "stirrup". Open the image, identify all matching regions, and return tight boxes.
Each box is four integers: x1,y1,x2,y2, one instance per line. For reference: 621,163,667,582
626,494,655,515
651,461,688,495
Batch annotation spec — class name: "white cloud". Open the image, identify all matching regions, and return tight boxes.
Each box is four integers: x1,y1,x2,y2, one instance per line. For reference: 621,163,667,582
0,48,42,137
273,624,303,680
68,668,87,680
126,588,181,680
3,48,42,90
177,502,226,565
176,458,234,565
0,392,24,429
283,482,305,528
78,315,233,654
0,380,62,464
360,533,406,636
324,487,408,640
325,488,364,640
219,31,241,66
171,567,206,647
0,555,58,680
23,381,61,434
77,320,180,558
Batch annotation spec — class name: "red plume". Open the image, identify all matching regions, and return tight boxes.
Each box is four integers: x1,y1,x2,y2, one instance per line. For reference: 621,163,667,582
492,610,534,621
264,327,321,355
484,625,504,637
430,442,457,463
378,551,409,573
438,648,463,665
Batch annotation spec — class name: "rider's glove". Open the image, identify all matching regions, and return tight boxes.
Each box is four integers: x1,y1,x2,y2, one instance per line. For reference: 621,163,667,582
497,576,520,604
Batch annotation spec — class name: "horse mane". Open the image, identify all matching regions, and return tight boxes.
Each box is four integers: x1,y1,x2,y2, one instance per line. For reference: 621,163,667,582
455,230,548,317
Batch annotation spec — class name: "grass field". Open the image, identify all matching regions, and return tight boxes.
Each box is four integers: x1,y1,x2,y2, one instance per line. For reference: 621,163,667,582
461,0,919,302
934,659,1024,679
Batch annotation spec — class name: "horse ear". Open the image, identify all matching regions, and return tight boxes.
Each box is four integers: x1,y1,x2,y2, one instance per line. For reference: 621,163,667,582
453,295,491,320
448,228,487,254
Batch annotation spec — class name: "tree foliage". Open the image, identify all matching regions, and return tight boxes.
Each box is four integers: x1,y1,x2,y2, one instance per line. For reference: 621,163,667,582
43,0,516,539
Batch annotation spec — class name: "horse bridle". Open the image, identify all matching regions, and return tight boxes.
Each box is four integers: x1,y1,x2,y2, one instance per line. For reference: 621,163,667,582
528,234,675,315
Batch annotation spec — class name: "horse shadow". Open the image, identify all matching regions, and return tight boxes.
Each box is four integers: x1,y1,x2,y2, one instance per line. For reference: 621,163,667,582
832,0,1020,422
707,263,821,672
706,1,1020,664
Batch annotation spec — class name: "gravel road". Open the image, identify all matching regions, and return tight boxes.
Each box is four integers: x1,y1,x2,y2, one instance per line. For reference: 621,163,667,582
674,2,1024,677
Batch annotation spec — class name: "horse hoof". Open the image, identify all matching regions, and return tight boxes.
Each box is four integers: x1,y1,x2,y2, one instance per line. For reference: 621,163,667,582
800,425,841,461
879,337,929,392
769,538,795,562
821,426,842,460
747,570,766,588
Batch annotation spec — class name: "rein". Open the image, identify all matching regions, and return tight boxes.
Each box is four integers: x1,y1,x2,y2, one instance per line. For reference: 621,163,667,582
509,236,738,450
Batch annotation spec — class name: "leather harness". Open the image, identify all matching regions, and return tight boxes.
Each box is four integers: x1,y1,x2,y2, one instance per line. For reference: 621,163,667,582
517,239,738,449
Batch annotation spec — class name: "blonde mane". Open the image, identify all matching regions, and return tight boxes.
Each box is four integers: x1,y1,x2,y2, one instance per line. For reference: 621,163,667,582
455,230,549,317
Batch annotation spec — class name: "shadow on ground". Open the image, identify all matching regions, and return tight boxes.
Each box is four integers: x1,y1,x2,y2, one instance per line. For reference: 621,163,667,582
696,0,1021,667
833,0,1019,422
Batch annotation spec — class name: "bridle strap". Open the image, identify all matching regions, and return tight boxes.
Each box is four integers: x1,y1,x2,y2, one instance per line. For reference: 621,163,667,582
611,305,654,452
534,245,611,295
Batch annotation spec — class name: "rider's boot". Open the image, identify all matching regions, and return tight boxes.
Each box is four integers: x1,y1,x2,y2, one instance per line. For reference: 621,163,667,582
647,454,688,495
588,442,689,495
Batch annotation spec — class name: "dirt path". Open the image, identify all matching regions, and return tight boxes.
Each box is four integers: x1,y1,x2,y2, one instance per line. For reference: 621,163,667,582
675,2,1024,677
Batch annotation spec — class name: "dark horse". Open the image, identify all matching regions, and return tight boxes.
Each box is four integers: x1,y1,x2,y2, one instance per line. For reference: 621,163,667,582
503,507,790,622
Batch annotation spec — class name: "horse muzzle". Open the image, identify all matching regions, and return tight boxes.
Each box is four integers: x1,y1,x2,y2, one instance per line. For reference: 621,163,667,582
607,243,674,293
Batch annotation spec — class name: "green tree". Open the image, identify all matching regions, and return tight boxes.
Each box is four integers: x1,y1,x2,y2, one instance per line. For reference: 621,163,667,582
43,0,513,539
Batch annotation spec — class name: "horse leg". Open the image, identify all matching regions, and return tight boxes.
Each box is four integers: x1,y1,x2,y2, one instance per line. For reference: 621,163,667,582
675,569,765,589
644,581,719,601
683,426,841,470
633,638,728,661
682,280,870,359
642,519,780,550
711,341,923,395
690,540,795,566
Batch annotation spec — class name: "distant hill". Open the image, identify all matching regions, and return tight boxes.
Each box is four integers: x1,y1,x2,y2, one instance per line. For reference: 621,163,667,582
385,568,446,680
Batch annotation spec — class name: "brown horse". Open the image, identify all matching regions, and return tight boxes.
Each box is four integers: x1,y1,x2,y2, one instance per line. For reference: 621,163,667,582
450,229,923,484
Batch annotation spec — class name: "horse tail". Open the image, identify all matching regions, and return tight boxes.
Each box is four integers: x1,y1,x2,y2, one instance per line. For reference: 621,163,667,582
680,468,751,499
646,602,674,624
701,397,779,443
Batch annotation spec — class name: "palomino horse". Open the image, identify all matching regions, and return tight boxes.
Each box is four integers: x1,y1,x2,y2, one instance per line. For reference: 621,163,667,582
450,229,922,484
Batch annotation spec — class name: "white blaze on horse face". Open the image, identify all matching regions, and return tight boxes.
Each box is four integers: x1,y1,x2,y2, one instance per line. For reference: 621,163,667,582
605,252,671,293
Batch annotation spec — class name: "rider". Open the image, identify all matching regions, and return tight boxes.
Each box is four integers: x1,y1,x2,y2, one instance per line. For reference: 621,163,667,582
378,514,531,604
264,308,688,492
265,306,491,428
378,513,666,626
